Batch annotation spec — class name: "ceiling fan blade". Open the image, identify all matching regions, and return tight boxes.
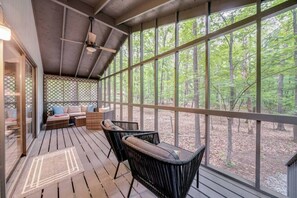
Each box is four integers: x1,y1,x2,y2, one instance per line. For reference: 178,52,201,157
99,46,116,53
60,38,84,44
88,32,96,44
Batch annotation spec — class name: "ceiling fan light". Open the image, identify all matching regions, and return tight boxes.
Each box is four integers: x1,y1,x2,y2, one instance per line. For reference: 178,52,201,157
86,46,96,53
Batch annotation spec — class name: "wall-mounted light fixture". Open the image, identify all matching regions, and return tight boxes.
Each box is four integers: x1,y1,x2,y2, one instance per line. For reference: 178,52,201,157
0,24,11,41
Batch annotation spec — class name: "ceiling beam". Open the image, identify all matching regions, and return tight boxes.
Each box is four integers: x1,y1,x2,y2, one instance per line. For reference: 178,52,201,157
59,7,67,76
75,24,91,77
88,29,114,79
94,0,111,15
115,0,172,25
51,0,129,35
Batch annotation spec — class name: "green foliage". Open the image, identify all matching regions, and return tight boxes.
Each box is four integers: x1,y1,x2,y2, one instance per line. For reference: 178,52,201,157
158,24,175,54
103,0,297,117
133,67,140,104
132,32,141,64
179,17,205,46
143,28,155,60
143,62,155,104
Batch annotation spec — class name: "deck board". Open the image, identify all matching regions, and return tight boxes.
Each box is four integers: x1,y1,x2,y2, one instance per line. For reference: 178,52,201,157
14,126,272,198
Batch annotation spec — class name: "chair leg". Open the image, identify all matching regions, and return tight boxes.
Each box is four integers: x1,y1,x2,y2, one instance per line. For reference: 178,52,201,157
114,162,120,179
196,169,199,188
127,178,134,198
107,148,112,158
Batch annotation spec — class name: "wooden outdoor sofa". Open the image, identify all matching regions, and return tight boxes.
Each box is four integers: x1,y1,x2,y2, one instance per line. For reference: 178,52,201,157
46,105,93,130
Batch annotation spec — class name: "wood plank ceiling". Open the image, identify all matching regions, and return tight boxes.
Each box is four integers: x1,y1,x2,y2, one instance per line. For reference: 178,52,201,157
32,0,208,79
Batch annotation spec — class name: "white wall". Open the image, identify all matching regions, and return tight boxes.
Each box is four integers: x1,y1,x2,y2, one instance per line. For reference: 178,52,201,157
1,0,44,133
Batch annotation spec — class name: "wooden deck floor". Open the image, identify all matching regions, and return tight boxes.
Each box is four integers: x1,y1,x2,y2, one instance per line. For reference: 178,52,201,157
12,126,271,198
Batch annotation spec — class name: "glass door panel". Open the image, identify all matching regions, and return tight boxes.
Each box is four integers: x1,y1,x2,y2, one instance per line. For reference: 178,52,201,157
25,62,34,149
4,41,22,178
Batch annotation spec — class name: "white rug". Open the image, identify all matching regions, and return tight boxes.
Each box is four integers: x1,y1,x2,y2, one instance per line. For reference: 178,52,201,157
20,147,84,197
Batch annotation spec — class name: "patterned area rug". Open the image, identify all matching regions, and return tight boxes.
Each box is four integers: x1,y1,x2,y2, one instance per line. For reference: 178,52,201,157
20,147,84,197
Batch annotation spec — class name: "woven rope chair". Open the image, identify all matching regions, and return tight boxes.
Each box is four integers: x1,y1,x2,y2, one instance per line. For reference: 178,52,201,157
100,120,154,179
122,132,205,198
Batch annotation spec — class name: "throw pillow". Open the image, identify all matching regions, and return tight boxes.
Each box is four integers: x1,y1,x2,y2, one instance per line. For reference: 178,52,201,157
68,106,81,113
87,105,94,112
81,105,87,112
52,106,64,115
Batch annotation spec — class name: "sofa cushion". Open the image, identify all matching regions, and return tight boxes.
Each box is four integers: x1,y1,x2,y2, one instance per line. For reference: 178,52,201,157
68,112,86,117
47,114,69,121
81,105,88,112
68,106,81,113
63,106,68,113
126,137,179,160
52,106,64,115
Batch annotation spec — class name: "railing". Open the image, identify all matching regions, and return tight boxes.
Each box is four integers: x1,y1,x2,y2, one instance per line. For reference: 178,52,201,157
287,152,297,198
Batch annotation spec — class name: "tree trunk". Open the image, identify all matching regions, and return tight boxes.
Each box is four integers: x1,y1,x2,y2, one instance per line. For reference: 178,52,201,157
159,30,169,104
193,19,201,146
246,95,254,134
292,10,297,142
276,74,286,131
227,29,234,165
241,35,254,134
184,61,189,107
160,64,164,104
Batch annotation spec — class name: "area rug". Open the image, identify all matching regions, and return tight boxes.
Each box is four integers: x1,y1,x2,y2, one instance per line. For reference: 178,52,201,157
20,147,84,196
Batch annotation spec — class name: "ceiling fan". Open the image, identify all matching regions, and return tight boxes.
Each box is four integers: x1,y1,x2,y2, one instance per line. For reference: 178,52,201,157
60,16,116,54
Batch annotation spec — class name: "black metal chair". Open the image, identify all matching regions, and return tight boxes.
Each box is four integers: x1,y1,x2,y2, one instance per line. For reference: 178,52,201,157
100,120,154,179
122,132,205,198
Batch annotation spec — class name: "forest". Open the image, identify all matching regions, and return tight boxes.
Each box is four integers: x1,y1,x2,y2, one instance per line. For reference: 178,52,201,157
102,0,297,195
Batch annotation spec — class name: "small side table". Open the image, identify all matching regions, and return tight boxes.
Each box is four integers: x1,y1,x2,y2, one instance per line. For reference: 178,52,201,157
75,116,86,127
